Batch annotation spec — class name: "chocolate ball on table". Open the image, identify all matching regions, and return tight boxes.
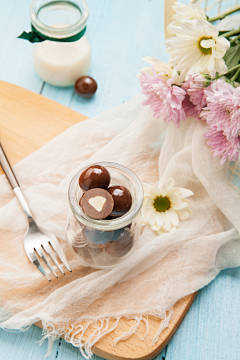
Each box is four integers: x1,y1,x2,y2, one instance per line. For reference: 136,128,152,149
74,76,97,98
79,165,111,191
108,186,132,218
80,188,114,220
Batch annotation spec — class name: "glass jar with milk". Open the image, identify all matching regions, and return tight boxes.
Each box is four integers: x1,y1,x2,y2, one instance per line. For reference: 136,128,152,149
29,0,91,87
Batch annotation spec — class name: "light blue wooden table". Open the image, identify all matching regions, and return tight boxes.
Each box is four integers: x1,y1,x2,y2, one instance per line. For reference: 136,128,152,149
0,0,240,359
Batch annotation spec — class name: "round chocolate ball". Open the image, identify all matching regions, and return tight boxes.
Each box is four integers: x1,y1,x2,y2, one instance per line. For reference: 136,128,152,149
79,165,111,191
108,186,132,217
80,188,114,220
74,76,97,98
72,244,102,258
105,228,134,257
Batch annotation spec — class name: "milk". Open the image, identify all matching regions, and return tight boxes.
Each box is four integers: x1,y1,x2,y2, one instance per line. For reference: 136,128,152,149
31,36,91,87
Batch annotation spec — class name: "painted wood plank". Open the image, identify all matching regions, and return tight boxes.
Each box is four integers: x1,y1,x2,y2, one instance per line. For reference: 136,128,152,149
165,268,240,360
0,0,43,93
154,348,166,360
0,326,58,360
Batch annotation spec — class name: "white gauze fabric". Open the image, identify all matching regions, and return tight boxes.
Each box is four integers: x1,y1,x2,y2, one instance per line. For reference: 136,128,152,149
1,94,240,358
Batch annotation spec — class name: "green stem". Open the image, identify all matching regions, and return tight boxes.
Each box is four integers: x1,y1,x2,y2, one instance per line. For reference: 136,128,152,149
223,28,240,39
231,66,240,81
230,34,240,44
209,6,240,22
212,63,240,80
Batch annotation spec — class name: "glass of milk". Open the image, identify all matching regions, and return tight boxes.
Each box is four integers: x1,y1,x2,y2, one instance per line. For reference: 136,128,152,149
30,0,91,87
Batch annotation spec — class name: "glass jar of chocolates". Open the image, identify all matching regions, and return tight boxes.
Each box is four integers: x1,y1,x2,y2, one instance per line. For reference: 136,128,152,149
67,162,144,269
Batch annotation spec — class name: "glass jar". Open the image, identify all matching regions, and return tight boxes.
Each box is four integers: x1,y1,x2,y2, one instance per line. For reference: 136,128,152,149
30,0,91,86
67,162,144,269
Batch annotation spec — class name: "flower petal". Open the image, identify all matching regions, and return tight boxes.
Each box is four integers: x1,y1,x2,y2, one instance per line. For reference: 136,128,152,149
167,208,179,227
168,192,182,204
180,19,203,37
169,225,177,233
155,212,165,228
203,23,218,38
151,224,161,231
171,199,189,210
216,36,230,51
143,183,153,196
147,209,157,226
143,183,160,198
215,58,228,74
163,212,171,231
207,55,215,74
160,185,168,197
200,39,215,49
157,228,165,235
176,187,194,198
176,208,192,220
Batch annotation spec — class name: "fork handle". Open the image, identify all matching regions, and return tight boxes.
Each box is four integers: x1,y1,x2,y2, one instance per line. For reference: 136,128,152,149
0,143,19,189
0,143,33,220
13,187,33,220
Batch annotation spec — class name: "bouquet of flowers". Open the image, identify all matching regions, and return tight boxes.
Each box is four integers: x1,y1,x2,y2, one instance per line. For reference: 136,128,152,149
139,2,240,165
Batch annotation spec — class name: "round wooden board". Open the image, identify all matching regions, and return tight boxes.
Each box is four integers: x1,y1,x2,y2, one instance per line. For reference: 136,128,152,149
0,81,197,360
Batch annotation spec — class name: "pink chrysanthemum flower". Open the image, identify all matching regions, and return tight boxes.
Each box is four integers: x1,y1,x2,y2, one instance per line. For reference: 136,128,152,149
182,73,211,120
140,69,186,128
204,125,240,165
199,109,209,122
204,79,240,140
182,94,199,119
185,73,209,90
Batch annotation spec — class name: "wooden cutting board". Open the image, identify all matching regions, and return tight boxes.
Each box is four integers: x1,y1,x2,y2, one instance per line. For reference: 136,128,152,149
0,81,197,360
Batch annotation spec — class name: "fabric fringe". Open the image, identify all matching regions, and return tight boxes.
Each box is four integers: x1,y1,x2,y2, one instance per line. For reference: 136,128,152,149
40,309,173,359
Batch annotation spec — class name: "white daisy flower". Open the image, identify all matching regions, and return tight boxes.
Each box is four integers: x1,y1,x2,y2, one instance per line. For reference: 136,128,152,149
138,57,182,85
141,178,193,235
165,19,230,82
168,2,206,34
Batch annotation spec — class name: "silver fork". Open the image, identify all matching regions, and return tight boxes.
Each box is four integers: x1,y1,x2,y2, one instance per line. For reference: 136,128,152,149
0,143,72,281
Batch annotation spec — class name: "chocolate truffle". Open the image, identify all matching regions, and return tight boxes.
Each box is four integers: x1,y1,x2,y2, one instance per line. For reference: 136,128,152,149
80,188,114,219
74,76,97,98
108,186,132,217
73,244,102,258
79,165,111,191
105,228,134,257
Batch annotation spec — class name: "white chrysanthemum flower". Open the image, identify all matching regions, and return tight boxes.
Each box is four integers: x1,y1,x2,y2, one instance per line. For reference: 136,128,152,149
138,57,182,85
165,19,230,82
141,178,193,235
168,2,206,34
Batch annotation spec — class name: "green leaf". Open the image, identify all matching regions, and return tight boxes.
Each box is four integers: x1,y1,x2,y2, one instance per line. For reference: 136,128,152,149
224,44,240,70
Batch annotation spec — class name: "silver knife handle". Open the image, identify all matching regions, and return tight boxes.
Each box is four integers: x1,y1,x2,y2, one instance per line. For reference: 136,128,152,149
0,143,20,189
